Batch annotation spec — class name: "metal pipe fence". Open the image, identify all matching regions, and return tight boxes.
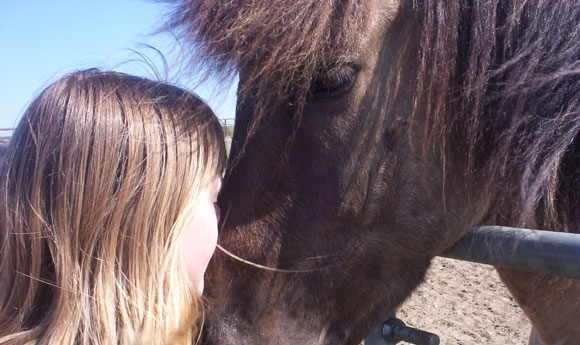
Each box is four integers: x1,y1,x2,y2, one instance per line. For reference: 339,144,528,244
442,226,580,278
366,226,580,344
0,128,13,145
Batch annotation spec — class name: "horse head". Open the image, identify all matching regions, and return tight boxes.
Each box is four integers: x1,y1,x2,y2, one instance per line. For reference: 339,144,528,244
165,0,580,344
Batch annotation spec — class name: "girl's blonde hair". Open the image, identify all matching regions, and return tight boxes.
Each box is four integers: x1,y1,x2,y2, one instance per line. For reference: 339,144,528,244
0,69,226,344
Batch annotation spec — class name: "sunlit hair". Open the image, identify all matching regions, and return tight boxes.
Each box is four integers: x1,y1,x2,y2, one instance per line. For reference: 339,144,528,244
0,69,226,344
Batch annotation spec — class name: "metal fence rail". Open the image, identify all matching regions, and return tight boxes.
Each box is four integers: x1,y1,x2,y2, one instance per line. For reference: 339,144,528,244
441,226,580,279
366,226,580,344
0,128,13,145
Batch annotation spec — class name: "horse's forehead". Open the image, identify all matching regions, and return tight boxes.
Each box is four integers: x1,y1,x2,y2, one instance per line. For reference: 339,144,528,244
376,0,402,24
353,0,403,55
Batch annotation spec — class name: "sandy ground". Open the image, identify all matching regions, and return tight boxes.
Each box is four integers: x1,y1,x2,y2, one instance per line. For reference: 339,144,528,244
371,257,532,345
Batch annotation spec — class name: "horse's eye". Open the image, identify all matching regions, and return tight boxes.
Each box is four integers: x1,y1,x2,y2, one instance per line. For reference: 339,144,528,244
309,63,360,102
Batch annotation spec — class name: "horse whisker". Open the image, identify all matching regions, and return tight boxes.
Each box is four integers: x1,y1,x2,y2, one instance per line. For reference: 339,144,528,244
215,244,325,273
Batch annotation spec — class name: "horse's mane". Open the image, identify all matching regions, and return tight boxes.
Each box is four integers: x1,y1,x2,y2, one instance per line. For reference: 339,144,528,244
165,0,580,231
427,1,580,230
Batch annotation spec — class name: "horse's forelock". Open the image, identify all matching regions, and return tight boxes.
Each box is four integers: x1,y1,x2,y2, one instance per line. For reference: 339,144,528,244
165,0,371,134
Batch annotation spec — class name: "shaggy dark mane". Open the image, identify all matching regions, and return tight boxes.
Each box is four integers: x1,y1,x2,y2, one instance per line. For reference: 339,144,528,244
165,0,580,231
422,1,580,230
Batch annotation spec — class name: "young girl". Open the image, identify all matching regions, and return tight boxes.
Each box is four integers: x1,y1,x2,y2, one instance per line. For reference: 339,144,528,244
0,69,226,344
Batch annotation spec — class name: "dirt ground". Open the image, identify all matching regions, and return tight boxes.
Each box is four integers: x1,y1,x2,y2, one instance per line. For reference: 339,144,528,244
377,257,531,345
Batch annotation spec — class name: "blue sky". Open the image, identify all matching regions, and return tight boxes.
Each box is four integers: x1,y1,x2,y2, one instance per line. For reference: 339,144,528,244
0,0,237,130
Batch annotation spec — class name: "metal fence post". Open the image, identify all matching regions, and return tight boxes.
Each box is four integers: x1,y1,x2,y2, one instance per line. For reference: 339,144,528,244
365,315,440,345
365,314,398,345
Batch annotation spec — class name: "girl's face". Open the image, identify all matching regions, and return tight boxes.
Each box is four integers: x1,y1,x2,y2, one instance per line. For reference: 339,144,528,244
182,176,222,293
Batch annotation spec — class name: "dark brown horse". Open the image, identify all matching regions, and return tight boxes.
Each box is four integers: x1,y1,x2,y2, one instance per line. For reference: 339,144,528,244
165,1,580,344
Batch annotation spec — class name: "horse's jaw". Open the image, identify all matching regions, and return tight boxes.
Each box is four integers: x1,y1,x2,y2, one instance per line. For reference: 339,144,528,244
203,312,331,345
201,235,435,345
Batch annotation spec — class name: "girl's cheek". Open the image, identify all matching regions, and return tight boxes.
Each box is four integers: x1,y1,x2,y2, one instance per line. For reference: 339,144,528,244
215,204,221,224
